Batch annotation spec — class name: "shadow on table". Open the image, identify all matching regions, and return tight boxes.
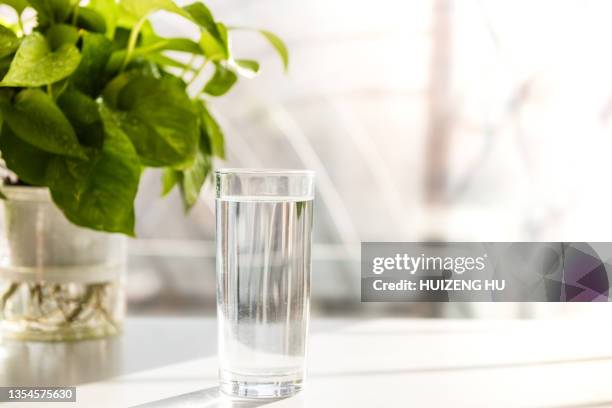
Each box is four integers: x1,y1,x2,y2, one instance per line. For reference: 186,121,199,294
0,318,218,386
0,317,361,387
130,386,286,407
310,354,612,379
0,318,359,387
548,401,612,408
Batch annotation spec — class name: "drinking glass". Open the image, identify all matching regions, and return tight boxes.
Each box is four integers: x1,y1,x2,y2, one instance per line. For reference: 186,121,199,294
215,169,314,398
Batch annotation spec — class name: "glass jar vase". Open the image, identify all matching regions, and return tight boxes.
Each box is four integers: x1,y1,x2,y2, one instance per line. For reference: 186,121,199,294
0,186,126,341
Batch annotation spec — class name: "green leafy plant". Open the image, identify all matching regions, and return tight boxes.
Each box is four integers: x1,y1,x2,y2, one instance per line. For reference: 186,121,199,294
0,0,288,235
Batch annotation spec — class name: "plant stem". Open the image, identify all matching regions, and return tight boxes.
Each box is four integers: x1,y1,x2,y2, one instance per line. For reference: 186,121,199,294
180,55,198,80
121,17,147,72
94,284,117,331
71,4,80,26
54,80,69,99
66,284,96,323
27,283,43,315
187,59,209,88
17,17,24,36
52,284,70,320
0,282,19,318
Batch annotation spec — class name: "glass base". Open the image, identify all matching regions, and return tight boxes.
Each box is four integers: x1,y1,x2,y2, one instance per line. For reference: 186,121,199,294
220,371,303,398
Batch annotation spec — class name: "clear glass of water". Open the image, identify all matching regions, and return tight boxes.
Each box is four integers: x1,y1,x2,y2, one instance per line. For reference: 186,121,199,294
215,169,315,398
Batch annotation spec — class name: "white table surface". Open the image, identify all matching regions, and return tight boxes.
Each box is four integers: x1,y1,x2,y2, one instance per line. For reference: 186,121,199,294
1,317,612,408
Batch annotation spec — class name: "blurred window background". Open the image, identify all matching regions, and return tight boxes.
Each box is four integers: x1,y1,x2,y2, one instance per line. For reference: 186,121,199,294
36,0,612,319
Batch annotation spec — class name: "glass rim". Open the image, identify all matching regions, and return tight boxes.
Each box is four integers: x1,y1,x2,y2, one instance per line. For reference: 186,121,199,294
215,168,315,177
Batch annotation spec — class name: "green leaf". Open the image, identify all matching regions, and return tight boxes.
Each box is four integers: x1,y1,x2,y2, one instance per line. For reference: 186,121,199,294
48,106,141,236
0,25,19,59
198,22,228,60
74,7,107,34
160,38,203,54
57,88,104,148
179,148,210,209
230,27,289,71
46,24,79,50
177,99,216,209
70,32,112,97
161,168,179,196
0,125,53,185
107,74,198,167
0,57,11,80
203,63,237,96
0,88,10,105
105,37,202,73
234,59,260,76
3,0,29,15
148,53,192,70
111,27,131,51
0,105,140,235
1,89,85,158
200,103,224,159
120,0,189,21
183,3,228,60
89,0,119,38
1,32,81,87
257,30,288,71
183,2,216,33
101,72,130,106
